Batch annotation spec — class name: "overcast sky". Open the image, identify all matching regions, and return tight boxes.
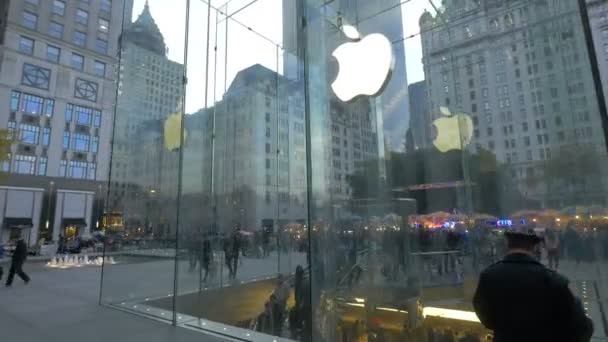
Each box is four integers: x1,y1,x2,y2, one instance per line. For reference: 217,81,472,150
131,0,435,113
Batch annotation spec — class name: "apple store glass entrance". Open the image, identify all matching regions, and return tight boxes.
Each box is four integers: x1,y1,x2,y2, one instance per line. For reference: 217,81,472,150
100,0,608,341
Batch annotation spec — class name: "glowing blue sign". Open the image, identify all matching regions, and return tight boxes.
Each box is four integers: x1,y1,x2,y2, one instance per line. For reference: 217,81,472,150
496,220,513,227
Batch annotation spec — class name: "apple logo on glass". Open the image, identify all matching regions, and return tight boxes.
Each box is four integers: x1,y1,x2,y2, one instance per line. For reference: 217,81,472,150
432,106,473,153
331,25,394,102
164,111,187,151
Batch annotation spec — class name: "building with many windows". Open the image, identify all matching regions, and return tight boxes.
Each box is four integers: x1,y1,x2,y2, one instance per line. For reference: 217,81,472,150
420,0,608,208
588,0,608,104
107,2,184,236
0,0,124,246
184,64,308,231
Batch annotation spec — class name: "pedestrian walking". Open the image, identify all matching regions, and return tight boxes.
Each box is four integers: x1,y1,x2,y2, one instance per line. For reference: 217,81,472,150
222,234,233,279
473,228,593,342
545,228,560,270
6,238,30,287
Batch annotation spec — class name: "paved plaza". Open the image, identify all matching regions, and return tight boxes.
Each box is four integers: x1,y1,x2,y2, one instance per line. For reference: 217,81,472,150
0,252,607,341
0,260,224,342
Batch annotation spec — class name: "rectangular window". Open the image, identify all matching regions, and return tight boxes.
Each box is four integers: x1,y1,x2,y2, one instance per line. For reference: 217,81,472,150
98,18,109,33
7,122,16,140
25,0,40,4
52,0,65,15
19,123,40,145
19,36,34,55
71,53,84,70
69,161,87,179
75,9,89,25
49,21,64,38
65,104,73,122
100,0,112,12
42,127,51,146
22,11,38,30
87,163,96,180
10,91,21,112
95,38,108,54
73,31,87,47
75,105,93,125
46,45,60,63
45,99,54,117
63,131,70,149
15,155,36,175
38,157,47,176
91,136,99,153
93,110,102,127
1,153,11,172
94,61,106,77
59,160,67,177
72,133,90,151
22,93,44,115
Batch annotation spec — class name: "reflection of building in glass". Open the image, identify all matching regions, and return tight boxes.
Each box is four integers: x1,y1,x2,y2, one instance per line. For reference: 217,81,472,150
110,2,184,235
408,81,431,151
337,0,410,153
588,0,608,103
194,64,308,231
420,0,608,207
282,0,386,213
0,0,124,246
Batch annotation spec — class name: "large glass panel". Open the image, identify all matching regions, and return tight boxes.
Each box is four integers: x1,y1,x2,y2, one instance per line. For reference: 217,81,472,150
100,0,187,323
172,1,308,339
100,1,608,341
303,0,608,341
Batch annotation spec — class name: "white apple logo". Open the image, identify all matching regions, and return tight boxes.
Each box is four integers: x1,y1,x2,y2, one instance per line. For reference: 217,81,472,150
432,107,473,153
331,25,394,102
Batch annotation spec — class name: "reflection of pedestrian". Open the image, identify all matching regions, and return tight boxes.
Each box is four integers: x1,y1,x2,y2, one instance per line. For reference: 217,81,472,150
262,227,270,257
473,229,593,341
231,227,241,279
546,229,560,270
5,238,30,287
201,236,211,282
223,235,233,278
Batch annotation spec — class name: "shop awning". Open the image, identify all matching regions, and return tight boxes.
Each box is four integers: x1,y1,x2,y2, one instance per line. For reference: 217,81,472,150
62,218,87,227
4,218,33,229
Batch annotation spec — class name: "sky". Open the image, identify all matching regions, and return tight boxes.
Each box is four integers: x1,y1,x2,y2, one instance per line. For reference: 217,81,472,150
131,0,436,113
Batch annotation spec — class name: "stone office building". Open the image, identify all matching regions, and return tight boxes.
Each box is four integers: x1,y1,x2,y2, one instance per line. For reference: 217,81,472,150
420,0,608,208
0,0,124,246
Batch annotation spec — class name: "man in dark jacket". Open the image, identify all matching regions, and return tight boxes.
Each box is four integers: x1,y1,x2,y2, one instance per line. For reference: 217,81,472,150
6,238,30,287
473,228,593,342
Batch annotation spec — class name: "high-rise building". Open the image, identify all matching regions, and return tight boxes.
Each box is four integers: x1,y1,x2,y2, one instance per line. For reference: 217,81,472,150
189,64,308,231
420,0,608,207
408,81,431,151
282,0,389,213
588,0,608,104
0,0,124,246
109,2,184,235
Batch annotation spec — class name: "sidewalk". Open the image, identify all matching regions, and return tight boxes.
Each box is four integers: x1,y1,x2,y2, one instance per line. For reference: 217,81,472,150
0,263,225,342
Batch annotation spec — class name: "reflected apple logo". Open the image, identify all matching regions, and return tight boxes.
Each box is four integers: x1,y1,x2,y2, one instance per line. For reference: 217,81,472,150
432,107,473,153
164,112,187,151
331,25,394,102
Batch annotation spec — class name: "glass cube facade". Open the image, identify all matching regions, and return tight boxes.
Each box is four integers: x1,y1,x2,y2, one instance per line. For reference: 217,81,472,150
100,0,608,340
